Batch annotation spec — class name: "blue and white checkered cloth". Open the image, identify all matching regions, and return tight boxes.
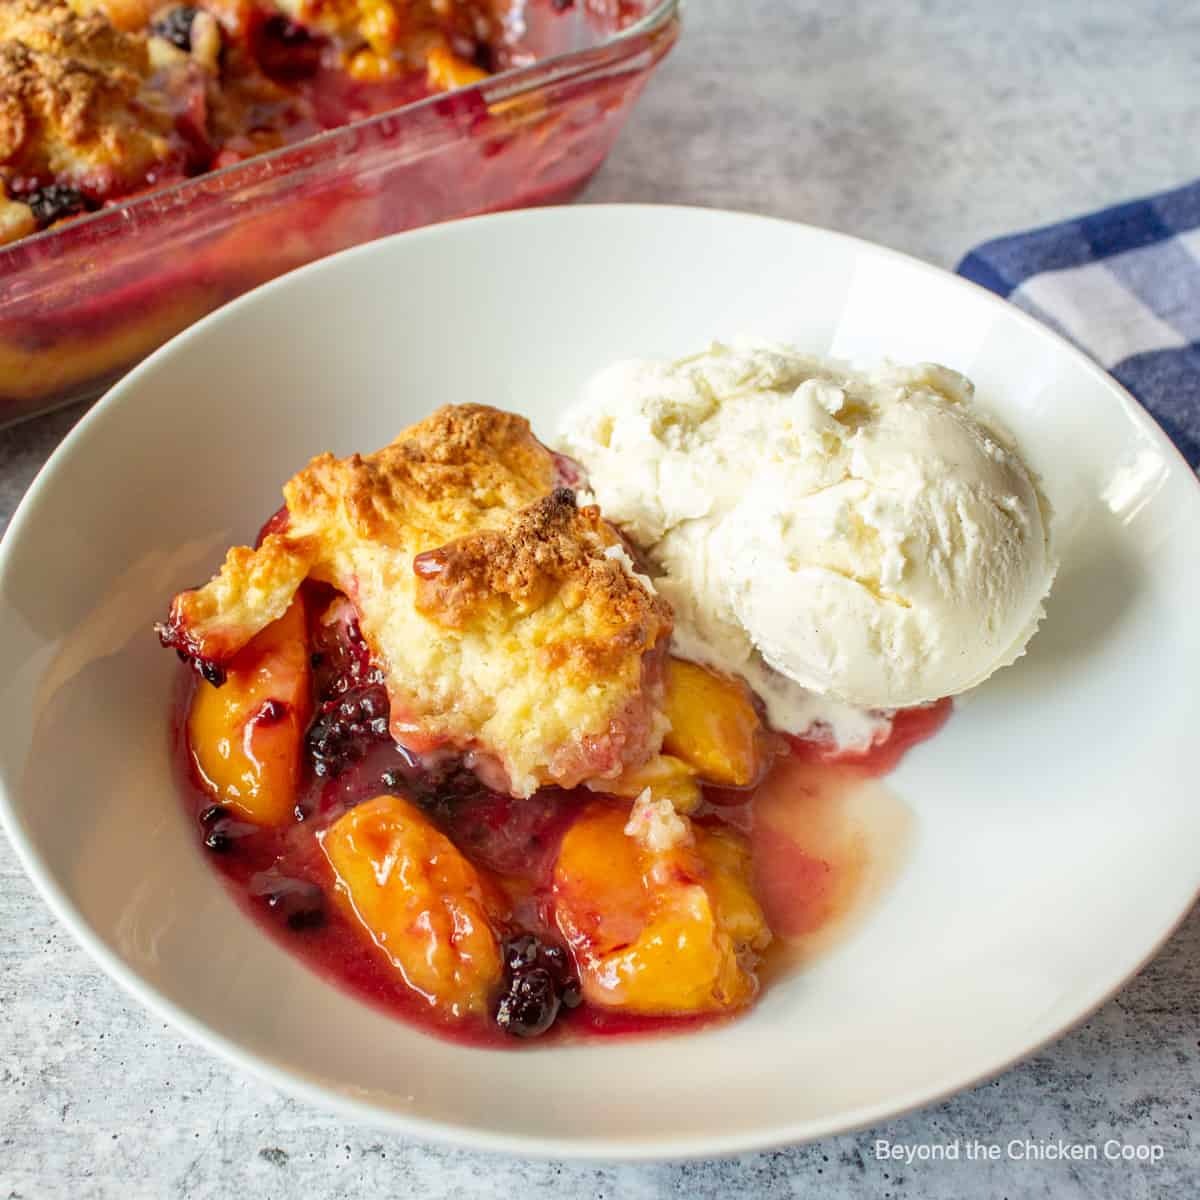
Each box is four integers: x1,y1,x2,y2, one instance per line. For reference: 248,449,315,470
957,179,1200,470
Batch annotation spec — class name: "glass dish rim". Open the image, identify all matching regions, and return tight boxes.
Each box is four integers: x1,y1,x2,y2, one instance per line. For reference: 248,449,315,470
1,0,681,260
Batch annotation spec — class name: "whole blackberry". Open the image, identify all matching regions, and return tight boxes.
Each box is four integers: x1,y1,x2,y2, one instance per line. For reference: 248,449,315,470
407,760,487,821
255,14,323,81
24,185,91,230
152,5,200,51
305,611,393,776
306,683,391,777
495,934,581,1037
496,969,558,1038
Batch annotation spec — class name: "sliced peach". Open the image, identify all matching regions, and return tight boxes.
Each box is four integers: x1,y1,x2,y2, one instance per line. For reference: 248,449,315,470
322,794,504,1020
89,0,160,31
425,44,489,92
662,657,771,788
553,803,770,1015
187,595,312,826
696,825,769,948
589,753,702,814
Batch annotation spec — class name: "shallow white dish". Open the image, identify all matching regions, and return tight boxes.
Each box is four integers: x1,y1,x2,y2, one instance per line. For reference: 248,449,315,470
1,205,1197,1159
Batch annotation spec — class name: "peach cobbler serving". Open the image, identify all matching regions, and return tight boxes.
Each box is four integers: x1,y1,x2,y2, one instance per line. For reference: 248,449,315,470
158,343,1055,1042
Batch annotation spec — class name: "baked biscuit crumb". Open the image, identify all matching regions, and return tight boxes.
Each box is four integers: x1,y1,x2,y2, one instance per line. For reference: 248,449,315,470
0,0,174,192
160,404,673,797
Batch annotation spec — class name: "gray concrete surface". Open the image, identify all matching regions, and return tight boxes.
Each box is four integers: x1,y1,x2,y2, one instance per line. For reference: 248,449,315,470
2,0,1197,1195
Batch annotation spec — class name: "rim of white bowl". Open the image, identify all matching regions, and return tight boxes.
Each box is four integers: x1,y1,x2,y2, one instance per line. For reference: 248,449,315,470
0,204,1197,1161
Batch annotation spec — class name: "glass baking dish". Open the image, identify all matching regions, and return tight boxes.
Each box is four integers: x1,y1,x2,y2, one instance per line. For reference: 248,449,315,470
0,0,679,426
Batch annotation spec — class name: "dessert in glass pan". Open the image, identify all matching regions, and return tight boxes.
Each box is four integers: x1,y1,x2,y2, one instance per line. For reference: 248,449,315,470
0,0,678,420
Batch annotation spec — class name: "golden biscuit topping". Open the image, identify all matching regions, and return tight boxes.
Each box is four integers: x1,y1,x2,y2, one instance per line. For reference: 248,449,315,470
413,487,661,645
0,0,173,190
160,405,674,797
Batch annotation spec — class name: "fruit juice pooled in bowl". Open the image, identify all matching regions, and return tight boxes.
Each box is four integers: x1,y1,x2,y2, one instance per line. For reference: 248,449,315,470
157,343,1056,1045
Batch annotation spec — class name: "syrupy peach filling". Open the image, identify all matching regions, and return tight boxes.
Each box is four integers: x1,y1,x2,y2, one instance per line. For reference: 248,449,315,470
173,548,951,1047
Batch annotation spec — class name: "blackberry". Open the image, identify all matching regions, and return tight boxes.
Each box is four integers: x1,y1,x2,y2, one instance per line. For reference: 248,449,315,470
306,682,391,777
312,613,377,698
406,760,486,819
152,6,199,51
202,815,256,853
305,610,395,774
495,934,581,1037
470,41,497,73
496,968,558,1038
24,185,91,230
160,618,228,688
251,871,326,930
198,659,226,687
203,827,232,853
255,14,323,81
172,647,225,687
503,933,542,972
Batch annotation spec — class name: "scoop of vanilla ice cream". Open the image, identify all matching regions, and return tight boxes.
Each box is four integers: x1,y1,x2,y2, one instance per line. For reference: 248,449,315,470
558,341,1056,727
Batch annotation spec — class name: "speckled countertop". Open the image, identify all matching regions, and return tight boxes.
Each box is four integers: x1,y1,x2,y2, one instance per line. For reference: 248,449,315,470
2,2,1197,1196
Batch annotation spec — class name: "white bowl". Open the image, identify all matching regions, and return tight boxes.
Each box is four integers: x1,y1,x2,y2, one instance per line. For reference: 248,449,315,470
1,206,1197,1159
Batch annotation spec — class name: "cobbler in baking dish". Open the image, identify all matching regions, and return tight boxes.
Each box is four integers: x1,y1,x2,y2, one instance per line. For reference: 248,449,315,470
0,0,514,244
158,403,950,1042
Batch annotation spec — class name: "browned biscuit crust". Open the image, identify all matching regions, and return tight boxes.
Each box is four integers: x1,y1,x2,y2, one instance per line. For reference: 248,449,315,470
0,0,173,190
160,404,673,796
